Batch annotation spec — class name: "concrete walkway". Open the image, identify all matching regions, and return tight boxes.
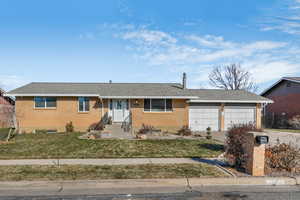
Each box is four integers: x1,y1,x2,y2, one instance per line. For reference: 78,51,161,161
0,158,223,166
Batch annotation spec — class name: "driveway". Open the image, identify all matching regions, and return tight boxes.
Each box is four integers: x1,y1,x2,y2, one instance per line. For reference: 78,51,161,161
264,130,300,148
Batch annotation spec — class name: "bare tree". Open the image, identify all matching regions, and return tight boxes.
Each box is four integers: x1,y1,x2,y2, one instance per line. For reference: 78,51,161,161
209,64,258,92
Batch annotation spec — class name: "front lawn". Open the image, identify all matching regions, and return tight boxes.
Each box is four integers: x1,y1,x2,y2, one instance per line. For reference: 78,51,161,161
0,132,223,159
0,163,226,181
265,128,300,133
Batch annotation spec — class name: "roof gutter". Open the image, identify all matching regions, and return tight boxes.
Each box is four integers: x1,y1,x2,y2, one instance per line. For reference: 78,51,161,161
187,99,274,103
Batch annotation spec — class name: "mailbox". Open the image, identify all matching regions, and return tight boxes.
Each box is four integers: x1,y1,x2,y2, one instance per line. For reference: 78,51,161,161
255,135,269,145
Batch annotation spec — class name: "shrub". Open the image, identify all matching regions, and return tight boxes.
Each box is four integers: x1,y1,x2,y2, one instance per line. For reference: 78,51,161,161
177,125,192,136
288,115,300,130
265,143,300,173
65,121,74,133
137,124,154,135
88,122,104,131
225,124,261,169
206,127,212,139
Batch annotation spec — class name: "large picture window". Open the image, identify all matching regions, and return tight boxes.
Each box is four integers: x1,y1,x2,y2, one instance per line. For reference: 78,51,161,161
144,99,172,112
34,97,57,108
78,97,90,112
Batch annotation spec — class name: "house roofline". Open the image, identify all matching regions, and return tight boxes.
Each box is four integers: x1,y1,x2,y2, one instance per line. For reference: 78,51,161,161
261,77,300,96
5,93,199,99
188,99,273,104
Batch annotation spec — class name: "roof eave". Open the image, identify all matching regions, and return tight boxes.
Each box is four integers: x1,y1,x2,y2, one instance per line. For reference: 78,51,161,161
261,77,300,96
188,99,274,103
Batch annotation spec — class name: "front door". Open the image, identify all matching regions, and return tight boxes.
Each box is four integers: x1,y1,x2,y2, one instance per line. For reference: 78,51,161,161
112,99,129,122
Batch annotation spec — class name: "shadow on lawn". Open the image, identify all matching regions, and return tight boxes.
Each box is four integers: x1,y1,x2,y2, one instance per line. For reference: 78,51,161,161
198,143,224,152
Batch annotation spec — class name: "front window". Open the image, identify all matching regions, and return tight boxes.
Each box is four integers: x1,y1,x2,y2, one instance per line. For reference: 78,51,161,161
78,97,90,112
144,99,172,112
34,97,57,108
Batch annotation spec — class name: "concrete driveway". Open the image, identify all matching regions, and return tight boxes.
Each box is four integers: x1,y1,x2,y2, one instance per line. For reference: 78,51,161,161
264,130,300,148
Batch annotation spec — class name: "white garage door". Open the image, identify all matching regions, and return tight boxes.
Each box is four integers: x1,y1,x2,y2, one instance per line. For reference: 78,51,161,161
189,104,220,131
224,106,256,130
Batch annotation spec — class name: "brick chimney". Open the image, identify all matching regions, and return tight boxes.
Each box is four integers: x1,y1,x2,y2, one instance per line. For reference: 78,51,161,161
182,72,187,89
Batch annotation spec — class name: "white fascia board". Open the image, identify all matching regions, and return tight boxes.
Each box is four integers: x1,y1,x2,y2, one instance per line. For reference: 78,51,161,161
99,96,199,99
5,94,100,97
187,99,274,103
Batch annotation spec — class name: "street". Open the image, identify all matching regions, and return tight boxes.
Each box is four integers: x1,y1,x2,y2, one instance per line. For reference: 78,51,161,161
1,186,300,200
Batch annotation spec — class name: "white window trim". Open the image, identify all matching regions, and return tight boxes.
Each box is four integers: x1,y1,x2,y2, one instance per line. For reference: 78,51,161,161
34,97,57,109
144,99,173,112
78,97,90,112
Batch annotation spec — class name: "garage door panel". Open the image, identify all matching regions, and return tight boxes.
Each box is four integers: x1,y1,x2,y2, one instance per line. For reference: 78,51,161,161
189,106,220,131
224,107,256,130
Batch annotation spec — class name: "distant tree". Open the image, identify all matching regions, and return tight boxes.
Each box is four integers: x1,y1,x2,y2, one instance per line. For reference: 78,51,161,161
209,63,258,92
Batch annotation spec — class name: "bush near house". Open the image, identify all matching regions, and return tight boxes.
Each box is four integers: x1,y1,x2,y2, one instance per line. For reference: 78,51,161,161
288,115,300,130
225,124,262,170
177,125,192,136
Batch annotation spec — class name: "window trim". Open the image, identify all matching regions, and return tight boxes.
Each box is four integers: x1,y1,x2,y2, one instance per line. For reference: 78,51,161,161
143,99,173,112
34,97,57,109
78,97,90,112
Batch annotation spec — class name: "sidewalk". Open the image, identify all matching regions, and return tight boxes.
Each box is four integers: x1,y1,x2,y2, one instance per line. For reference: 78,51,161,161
0,157,223,166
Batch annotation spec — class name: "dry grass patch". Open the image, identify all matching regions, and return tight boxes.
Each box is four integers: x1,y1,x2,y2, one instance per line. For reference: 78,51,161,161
0,163,226,181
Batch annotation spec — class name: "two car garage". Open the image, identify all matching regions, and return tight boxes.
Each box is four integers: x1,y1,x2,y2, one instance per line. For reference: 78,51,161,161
189,103,257,131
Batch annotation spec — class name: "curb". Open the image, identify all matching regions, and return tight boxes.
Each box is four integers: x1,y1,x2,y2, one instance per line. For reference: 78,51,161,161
0,177,298,189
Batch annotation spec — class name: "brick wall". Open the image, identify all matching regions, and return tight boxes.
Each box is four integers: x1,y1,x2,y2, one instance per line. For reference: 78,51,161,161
130,99,189,132
16,97,109,133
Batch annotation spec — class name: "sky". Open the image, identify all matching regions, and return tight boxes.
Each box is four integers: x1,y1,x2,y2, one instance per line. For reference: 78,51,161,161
1,0,300,93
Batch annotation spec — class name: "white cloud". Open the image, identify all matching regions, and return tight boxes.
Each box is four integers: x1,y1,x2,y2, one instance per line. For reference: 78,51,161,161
261,0,300,35
0,75,28,91
79,32,96,40
117,26,299,88
186,35,236,49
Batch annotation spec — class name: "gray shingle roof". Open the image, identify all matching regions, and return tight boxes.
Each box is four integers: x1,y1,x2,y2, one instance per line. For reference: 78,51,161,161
8,82,272,102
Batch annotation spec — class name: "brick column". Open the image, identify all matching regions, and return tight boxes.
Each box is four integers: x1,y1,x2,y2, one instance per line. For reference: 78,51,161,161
243,132,266,176
220,103,225,131
256,103,262,129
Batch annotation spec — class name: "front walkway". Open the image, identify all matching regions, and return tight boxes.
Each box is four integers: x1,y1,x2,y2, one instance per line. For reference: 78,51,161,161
0,158,223,166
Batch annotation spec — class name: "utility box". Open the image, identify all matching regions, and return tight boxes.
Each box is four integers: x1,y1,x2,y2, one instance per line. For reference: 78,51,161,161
255,135,269,145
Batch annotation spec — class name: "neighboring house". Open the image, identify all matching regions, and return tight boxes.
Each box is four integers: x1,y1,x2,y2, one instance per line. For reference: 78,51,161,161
261,77,300,124
0,88,15,106
6,74,271,133
0,88,15,128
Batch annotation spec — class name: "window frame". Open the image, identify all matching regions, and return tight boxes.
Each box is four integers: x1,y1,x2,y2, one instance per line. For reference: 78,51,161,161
78,97,90,112
34,97,57,109
143,99,173,112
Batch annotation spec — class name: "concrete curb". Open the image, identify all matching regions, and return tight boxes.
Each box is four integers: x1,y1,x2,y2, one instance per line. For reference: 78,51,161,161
0,177,298,190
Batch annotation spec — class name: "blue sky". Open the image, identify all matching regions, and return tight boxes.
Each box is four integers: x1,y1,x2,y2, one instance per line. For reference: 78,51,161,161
1,0,300,93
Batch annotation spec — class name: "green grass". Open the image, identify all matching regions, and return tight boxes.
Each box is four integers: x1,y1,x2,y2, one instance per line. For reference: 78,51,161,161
0,164,226,181
0,128,10,141
265,128,300,133
0,132,223,159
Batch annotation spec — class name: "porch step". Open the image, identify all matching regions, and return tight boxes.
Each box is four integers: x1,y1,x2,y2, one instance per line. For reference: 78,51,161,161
102,123,133,139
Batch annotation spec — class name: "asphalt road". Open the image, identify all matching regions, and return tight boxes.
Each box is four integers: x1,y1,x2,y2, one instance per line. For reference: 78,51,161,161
1,186,300,200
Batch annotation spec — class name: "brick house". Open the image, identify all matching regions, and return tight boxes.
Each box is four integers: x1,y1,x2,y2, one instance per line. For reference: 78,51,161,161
6,74,271,133
261,77,300,127
0,88,15,128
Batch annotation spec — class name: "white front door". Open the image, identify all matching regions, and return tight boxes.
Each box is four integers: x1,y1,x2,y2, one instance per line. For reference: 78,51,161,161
112,99,129,122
